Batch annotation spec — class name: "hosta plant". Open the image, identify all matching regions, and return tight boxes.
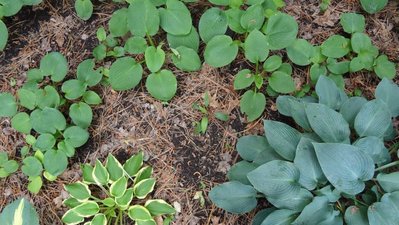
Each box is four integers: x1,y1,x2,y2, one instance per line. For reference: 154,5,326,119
0,198,40,225
0,152,19,178
360,0,388,14
210,75,399,225
62,152,176,225
74,0,125,20
0,52,102,193
0,0,43,51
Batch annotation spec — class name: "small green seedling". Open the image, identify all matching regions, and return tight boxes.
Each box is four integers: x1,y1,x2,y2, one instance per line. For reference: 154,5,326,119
0,152,19,178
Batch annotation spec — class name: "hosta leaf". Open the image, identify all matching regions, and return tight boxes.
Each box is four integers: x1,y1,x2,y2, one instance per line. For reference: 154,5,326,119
252,209,275,225
264,13,298,50
240,4,264,31
61,79,87,100
360,0,388,14
167,26,200,51
44,150,68,177
75,0,93,20
377,172,399,193
123,152,144,177
374,55,396,79
145,46,165,73
62,209,84,224
234,69,254,90
30,108,66,134
264,120,301,161
115,188,134,208
204,35,238,68
288,98,312,130
354,136,390,165
247,160,301,198
18,88,37,110
0,92,17,117
244,29,269,63
0,20,8,51
27,176,42,194
268,71,296,94
73,201,99,217
227,161,258,185
267,188,313,212
240,90,266,122
82,164,95,184
326,58,350,75
316,75,347,110
351,33,372,53
105,154,124,181
292,197,334,225
93,159,109,185
263,55,283,72
134,178,156,199
145,199,176,216
1,0,23,17
134,166,153,184
209,181,258,214
236,135,279,162
313,143,374,195
159,0,192,35
321,35,350,58
0,198,40,225
11,112,32,134
340,13,366,34
109,8,129,37
34,133,56,151
286,39,315,66
58,141,75,157
40,52,68,82
260,209,298,225
110,176,127,198
344,206,369,225
36,85,60,109
77,59,102,87
21,156,43,177
124,37,147,54
376,78,399,117
109,57,143,91
368,202,397,225
91,214,107,225
146,69,177,101
127,0,159,37
354,99,391,138
64,182,91,201
225,8,245,34
198,8,227,43
63,126,89,148
340,97,368,127
380,192,399,216
171,46,201,71
128,205,152,220
69,102,93,129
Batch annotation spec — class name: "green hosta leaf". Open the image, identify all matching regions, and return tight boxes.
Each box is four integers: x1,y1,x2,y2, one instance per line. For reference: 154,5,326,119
82,164,95,184
199,8,227,43
310,64,327,84
247,160,300,198
240,90,266,122
109,8,129,37
264,13,298,50
93,159,109,185
354,136,390,165
360,0,388,14
2,159,18,174
27,176,42,194
326,58,350,74
0,0,23,17
40,52,68,82
145,45,165,73
0,92,17,117
209,181,257,214
374,55,396,79
61,79,87,100
21,156,42,177
134,178,156,199
240,4,264,31
109,57,143,91
321,35,350,58
344,206,369,225
268,71,296,94
128,205,152,220
167,26,200,51
11,112,32,134
75,0,93,20
91,214,107,225
354,99,391,138
376,78,399,117
105,154,124,181
0,198,40,225
260,209,297,225
69,102,92,129
35,85,60,109
134,166,153,184
136,219,157,225
77,59,102,87
64,182,91,201
204,35,238,68
63,198,81,209
368,202,397,225
123,152,144,177
234,69,254,90
30,108,66,134
294,138,325,190
313,143,374,195
18,88,37,110
127,0,159,37
225,8,245,34
115,188,134,208
227,161,257,185
377,172,399,193
340,97,368,127
74,201,99,217
125,36,147,54
171,46,201,71
316,75,347,110
146,69,177,101
159,0,192,35
102,198,115,207
0,152,8,166
34,133,56,151
58,141,75,157
44,150,68,177
286,39,315,66
110,176,128,198
0,20,8,51
62,209,84,224
244,29,269,63
292,197,335,225
145,199,176,216
63,126,89,148
264,120,301,161
93,44,106,60
268,188,313,212
351,33,372,54
83,91,102,105
263,55,282,72
340,13,366,34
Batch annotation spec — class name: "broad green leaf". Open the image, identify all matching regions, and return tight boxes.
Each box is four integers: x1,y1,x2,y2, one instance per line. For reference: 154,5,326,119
260,209,297,225
326,58,350,74
115,188,134,208
30,108,66,134
354,136,390,165
380,192,399,218
171,46,201,71
368,202,397,225
321,35,350,58
267,188,313,212
234,69,254,90
110,176,128,198
109,8,129,37
77,59,102,87
58,141,75,157
35,85,60,109
63,126,89,148
0,198,40,225
292,197,335,225
11,112,32,134
240,4,264,31
313,143,374,195
0,0,23,17
344,206,369,225
136,219,157,225
83,91,102,105
247,160,300,198
73,201,99,217
0,93,17,117
91,214,107,225
44,150,68,176
123,152,144,177
134,166,153,184
109,57,143,91
354,99,392,138
209,181,258,214
2,160,18,174
0,20,8,51
64,182,91,201
374,55,396,79
264,13,298,50
263,55,282,72
127,0,159,37
204,35,238,68
209,0,229,5
61,79,87,100
268,71,296,94
145,45,165,73
0,152,8,166
252,209,275,225
75,0,93,20
93,159,109,185
128,205,152,220
310,64,327,84
62,209,84,224
376,78,399,117
286,39,315,66
287,98,312,130
134,178,156,199
124,36,147,54
167,26,200,51
159,0,192,35
340,97,368,127
145,199,176,216
93,44,106,60
146,69,177,101
275,95,296,116
198,8,227,43
27,176,42,194
18,88,36,110
244,29,269,63
105,154,124,181
82,164,95,184
351,32,372,54
102,198,115,207
227,161,257,185
377,172,399,193
340,13,366,34
316,75,347,110
225,8,245,34
40,52,68,82
360,0,388,14
240,90,266,122
21,156,42,177
236,135,276,162
33,133,55,151
264,120,301,161
69,102,92,129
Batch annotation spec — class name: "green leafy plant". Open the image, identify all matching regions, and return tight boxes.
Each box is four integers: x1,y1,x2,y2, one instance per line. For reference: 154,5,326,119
320,0,331,12
0,198,40,225
0,151,19,178
209,75,399,225
62,152,176,225
0,0,43,51
360,0,388,14
74,0,125,20
0,52,102,193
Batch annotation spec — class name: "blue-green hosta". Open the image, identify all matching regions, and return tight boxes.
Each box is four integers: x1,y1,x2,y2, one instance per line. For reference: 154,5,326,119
62,153,176,225
0,52,102,194
210,75,399,225
0,198,40,225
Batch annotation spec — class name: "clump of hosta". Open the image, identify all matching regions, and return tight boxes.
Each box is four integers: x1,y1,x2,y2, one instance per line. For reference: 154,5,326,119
210,75,399,225
62,152,176,225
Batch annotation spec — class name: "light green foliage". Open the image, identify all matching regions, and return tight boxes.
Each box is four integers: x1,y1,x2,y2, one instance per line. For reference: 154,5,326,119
62,153,175,225
0,152,18,178
210,76,399,225
0,20,8,51
74,0,93,21
0,198,40,225
360,0,388,14
199,7,228,43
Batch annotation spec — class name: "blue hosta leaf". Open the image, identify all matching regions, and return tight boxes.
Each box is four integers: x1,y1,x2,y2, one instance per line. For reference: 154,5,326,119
264,120,301,160
314,185,341,203
354,136,390,165
0,198,40,225
380,192,399,216
316,75,347,110
252,209,275,225
305,103,350,143
294,138,326,190
368,202,398,225
267,188,313,212
260,209,298,225
247,160,301,198
236,135,269,161
209,181,258,214
313,143,375,195
288,98,312,131
292,197,335,225
344,206,369,225
276,95,296,116
227,161,258,185
340,97,368,127
375,78,399,117
354,99,392,138
377,172,399,193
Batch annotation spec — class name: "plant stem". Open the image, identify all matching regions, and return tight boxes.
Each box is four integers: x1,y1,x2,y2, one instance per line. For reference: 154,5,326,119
146,33,155,47
375,161,399,172
389,142,399,155
119,210,123,225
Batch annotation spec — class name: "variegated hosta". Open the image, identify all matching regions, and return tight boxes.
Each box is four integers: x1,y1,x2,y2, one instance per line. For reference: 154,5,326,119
210,75,399,225
62,152,176,225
